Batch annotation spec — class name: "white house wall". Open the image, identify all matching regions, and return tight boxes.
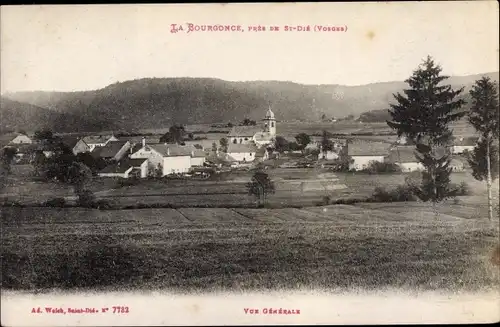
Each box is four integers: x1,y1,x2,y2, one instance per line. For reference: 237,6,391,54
397,162,424,172
131,147,163,171
228,152,256,162
191,157,206,167
139,161,149,178
452,145,475,154
349,156,386,171
163,156,191,175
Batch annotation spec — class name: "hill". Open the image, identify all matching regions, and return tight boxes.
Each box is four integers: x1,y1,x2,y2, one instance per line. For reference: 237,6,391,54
0,97,116,134
3,72,499,132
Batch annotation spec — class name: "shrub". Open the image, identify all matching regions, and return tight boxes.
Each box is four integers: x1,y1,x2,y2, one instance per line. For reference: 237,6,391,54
362,161,402,174
92,199,114,210
1,200,23,207
44,197,66,207
321,195,332,205
115,177,140,188
451,181,471,196
76,190,96,208
370,185,417,202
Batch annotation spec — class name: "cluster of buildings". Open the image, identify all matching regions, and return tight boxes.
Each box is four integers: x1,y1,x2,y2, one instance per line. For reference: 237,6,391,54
0,108,279,178
346,136,478,172
0,106,480,177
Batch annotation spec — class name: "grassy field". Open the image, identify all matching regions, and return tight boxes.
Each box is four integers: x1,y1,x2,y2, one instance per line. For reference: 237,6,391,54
2,165,496,209
1,204,499,293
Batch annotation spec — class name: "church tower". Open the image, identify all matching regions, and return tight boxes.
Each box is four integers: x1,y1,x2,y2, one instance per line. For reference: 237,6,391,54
264,105,276,136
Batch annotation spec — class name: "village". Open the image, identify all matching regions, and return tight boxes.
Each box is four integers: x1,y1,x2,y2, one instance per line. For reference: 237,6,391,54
2,4,499,316
0,106,475,183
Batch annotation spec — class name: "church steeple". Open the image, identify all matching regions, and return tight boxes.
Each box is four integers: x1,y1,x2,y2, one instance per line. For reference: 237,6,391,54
264,104,276,136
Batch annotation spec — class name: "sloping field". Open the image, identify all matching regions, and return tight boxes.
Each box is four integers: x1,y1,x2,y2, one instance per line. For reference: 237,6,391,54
177,208,253,224
2,205,499,293
355,201,497,224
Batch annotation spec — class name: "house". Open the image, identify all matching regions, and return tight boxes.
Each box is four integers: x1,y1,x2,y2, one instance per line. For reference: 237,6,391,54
60,136,90,155
226,143,258,163
98,158,149,178
227,107,276,146
10,133,33,145
130,141,194,176
255,146,270,162
318,146,339,160
83,134,119,151
347,141,391,171
385,146,424,172
190,147,206,167
0,132,32,148
92,140,131,162
451,136,478,154
449,157,466,172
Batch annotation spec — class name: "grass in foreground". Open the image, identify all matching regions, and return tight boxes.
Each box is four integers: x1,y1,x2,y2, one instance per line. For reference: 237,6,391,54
1,209,498,293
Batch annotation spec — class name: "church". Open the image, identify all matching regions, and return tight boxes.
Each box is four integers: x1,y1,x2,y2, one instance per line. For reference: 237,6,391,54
227,107,276,146
225,107,277,163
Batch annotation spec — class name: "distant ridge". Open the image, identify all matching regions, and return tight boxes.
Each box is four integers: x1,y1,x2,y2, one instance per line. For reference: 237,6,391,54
2,72,498,133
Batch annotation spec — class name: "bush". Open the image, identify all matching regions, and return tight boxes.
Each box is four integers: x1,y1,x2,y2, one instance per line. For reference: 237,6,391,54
321,195,332,205
362,161,402,174
92,199,114,210
115,177,140,188
370,185,417,202
44,197,66,207
76,190,96,208
451,181,471,196
1,200,23,207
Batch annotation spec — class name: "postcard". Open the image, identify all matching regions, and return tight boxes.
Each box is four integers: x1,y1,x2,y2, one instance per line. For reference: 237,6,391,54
1,1,499,326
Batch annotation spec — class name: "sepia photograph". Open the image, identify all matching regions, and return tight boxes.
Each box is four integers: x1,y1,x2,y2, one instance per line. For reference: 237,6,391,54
1,2,499,326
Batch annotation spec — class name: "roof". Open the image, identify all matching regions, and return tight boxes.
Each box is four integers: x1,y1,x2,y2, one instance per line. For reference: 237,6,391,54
453,136,479,146
59,136,87,149
94,140,129,158
255,146,268,158
227,143,258,153
265,108,275,119
99,158,147,174
129,142,143,154
386,147,418,163
228,126,264,137
386,145,451,163
127,136,161,144
83,135,114,144
348,141,391,156
254,131,273,142
147,144,194,157
191,147,206,158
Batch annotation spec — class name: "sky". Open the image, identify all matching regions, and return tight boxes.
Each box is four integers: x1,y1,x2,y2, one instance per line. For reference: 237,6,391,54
1,2,499,93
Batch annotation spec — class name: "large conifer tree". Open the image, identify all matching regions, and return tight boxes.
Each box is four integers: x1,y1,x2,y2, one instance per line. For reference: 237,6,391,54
467,76,500,220
387,56,466,208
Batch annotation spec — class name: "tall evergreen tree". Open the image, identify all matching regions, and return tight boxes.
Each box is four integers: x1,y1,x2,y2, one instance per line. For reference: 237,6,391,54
320,130,334,152
246,170,275,207
387,56,466,210
467,76,500,220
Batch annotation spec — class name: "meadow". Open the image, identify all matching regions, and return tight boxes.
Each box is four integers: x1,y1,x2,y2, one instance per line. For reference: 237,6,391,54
1,165,494,209
2,203,499,292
